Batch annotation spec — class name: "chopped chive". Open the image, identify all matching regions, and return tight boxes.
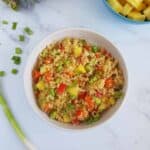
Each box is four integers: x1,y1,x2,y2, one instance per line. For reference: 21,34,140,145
92,46,99,53
12,22,18,30
24,27,33,35
0,71,5,77
19,35,25,42
11,69,18,74
2,20,8,25
15,47,22,54
11,56,21,65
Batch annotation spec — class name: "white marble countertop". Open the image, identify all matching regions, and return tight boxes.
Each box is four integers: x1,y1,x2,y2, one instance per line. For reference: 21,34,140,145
0,0,150,150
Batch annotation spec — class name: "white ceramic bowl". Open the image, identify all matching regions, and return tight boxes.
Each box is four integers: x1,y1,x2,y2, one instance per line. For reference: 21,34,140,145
24,28,128,130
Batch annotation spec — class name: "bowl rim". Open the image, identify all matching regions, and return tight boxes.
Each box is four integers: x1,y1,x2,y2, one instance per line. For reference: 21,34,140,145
24,27,129,131
103,0,150,24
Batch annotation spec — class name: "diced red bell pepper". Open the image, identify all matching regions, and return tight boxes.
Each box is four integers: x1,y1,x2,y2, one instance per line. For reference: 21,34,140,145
72,118,80,125
101,48,112,58
32,70,41,82
76,109,82,117
57,83,67,94
95,65,103,71
78,91,87,99
95,91,103,98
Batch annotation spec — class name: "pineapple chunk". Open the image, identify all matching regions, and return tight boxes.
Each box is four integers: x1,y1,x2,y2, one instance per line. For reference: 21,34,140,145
63,115,71,123
136,2,146,11
108,0,123,13
67,85,79,97
75,64,86,74
128,11,146,21
121,3,133,16
126,0,143,9
36,80,45,91
73,46,82,57
143,6,150,20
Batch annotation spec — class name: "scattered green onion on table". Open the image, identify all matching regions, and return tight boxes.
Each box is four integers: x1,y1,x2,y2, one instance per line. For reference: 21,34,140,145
0,95,36,150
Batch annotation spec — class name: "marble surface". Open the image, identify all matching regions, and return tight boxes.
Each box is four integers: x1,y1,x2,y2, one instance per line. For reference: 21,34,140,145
0,0,150,150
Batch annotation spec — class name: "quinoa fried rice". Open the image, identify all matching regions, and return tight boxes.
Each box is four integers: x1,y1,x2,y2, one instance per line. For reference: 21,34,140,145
32,38,124,125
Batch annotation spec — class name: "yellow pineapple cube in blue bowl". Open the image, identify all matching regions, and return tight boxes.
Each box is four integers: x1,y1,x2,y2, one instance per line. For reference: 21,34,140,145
103,0,150,24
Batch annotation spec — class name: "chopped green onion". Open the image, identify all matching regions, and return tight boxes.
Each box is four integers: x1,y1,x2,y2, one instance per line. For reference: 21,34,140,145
66,103,75,111
92,46,99,53
0,71,5,77
2,20,8,25
85,63,92,72
0,95,26,140
93,97,101,105
11,56,21,65
12,22,18,30
114,91,123,99
15,47,22,54
56,65,63,72
0,95,36,150
85,115,100,124
11,69,18,74
49,88,55,97
24,27,33,35
89,75,97,83
50,111,57,119
19,35,25,42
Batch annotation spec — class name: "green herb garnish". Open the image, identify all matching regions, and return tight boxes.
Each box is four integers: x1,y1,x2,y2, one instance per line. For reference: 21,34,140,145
49,88,55,97
24,27,33,35
2,20,8,25
11,69,18,74
19,35,25,42
11,56,21,65
0,95,26,140
92,46,99,53
0,71,5,77
12,22,18,30
15,47,22,54
0,95,36,149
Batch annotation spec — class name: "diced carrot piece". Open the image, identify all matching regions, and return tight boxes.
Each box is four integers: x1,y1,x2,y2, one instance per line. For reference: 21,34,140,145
42,102,53,113
44,71,52,82
83,45,91,51
105,77,114,88
85,95,94,111
44,57,53,64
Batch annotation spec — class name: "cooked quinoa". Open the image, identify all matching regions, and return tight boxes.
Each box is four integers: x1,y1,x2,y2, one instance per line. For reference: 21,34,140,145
32,38,124,125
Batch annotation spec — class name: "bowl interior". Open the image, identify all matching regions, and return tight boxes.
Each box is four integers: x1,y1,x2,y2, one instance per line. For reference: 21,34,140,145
103,0,150,24
24,28,128,130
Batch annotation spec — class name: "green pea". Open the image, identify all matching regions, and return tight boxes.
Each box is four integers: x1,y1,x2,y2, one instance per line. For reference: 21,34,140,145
114,91,123,100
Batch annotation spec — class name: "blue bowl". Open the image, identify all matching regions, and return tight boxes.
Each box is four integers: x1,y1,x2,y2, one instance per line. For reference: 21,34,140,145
103,0,150,24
